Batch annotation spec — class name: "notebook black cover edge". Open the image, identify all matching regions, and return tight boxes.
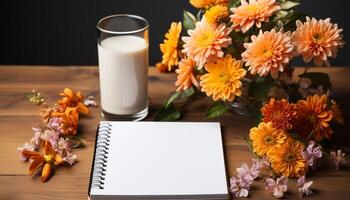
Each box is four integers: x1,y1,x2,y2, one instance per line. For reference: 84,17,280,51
87,123,100,197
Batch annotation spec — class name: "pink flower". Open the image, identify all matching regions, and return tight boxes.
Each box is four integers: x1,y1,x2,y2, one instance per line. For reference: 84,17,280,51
330,149,346,170
17,127,43,161
237,163,258,180
297,176,313,197
30,127,42,149
55,137,77,165
301,141,322,169
41,129,60,148
47,117,63,132
17,143,35,161
230,176,251,197
265,176,288,198
230,162,262,197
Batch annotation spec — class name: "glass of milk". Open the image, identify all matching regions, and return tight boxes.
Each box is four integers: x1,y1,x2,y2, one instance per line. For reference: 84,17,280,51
97,14,149,121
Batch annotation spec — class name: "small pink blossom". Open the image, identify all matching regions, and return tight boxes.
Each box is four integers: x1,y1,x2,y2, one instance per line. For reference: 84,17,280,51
301,140,322,169
297,176,313,197
265,176,288,198
17,143,35,161
47,117,63,132
230,176,252,197
236,163,257,180
17,127,43,161
230,162,261,197
55,137,77,165
41,129,60,148
330,149,346,170
30,127,42,149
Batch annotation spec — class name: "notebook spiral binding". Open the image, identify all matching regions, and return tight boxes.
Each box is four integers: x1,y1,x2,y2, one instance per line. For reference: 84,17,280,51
91,122,112,189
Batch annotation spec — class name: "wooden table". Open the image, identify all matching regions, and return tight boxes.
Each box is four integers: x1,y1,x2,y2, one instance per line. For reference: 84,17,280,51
0,66,350,200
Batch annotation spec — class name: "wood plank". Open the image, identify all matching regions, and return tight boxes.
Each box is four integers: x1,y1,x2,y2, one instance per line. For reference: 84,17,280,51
1,66,350,199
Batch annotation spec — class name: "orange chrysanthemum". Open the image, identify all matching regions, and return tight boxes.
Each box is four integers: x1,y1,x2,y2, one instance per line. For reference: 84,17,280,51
295,95,333,141
230,0,280,33
58,88,90,115
22,140,65,182
261,98,297,130
160,22,182,71
190,0,228,9
249,122,287,157
242,29,294,79
175,57,199,92
204,5,229,24
182,18,232,69
267,138,307,177
292,17,344,66
200,54,246,101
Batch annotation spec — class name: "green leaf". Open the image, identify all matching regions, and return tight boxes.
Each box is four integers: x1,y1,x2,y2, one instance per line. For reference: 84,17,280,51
248,76,275,101
164,92,181,109
70,136,86,149
279,1,300,10
154,106,181,121
205,101,228,118
179,87,196,99
299,72,332,90
229,0,241,8
183,11,197,31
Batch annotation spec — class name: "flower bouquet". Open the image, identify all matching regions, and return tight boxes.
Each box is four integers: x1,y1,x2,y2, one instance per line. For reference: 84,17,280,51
156,0,347,198
156,0,344,120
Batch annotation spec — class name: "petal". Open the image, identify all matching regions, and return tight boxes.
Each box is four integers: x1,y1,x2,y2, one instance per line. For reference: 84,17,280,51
43,140,56,156
22,149,42,159
41,163,53,182
54,154,65,165
29,157,44,175
77,103,90,114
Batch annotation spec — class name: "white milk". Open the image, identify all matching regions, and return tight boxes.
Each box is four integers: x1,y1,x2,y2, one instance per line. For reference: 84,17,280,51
98,35,148,115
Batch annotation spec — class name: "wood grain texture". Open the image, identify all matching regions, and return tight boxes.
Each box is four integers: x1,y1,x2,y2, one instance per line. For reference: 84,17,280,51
0,66,350,200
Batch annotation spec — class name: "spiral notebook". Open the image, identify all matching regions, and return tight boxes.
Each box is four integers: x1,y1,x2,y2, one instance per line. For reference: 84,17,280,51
88,121,229,200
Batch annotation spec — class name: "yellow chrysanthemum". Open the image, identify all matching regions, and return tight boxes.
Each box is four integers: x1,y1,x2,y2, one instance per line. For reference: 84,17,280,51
292,17,344,66
190,0,228,9
249,122,287,157
295,95,333,141
182,18,232,68
175,57,199,91
200,54,246,101
230,0,280,33
267,138,307,177
242,29,294,79
204,5,229,24
160,22,182,71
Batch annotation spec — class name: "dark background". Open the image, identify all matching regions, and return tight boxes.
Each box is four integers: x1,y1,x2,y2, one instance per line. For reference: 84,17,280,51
1,0,349,66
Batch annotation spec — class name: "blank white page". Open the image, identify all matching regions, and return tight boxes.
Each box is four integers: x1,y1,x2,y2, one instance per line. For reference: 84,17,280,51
91,121,228,198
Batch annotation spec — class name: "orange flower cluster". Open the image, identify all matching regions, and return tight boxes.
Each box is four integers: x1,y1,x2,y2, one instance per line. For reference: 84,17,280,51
261,95,340,141
250,95,344,178
19,88,92,182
